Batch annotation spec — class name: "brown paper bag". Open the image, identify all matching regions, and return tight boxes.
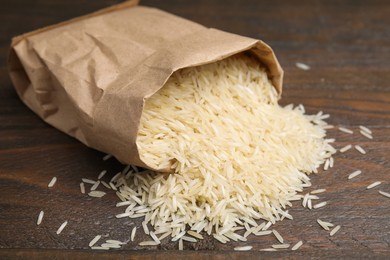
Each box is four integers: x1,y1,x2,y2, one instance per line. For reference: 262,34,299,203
8,0,283,171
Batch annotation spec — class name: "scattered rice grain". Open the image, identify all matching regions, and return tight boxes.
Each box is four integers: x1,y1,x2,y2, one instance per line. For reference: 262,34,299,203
56,221,68,235
291,241,303,250
234,245,253,251
330,225,341,236
48,177,57,188
367,181,381,189
340,144,352,153
355,145,366,154
37,211,44,225
348,170,362,180
338,127,353,134
89,235,102,247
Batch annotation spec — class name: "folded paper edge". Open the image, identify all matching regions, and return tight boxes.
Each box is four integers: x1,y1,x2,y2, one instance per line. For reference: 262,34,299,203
10,0,140,47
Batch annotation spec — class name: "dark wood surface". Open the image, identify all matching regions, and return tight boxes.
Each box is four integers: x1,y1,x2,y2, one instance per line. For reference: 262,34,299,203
1,0,389,259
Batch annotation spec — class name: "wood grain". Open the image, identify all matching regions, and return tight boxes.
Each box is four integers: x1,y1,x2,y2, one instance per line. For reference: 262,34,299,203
0,0,389,259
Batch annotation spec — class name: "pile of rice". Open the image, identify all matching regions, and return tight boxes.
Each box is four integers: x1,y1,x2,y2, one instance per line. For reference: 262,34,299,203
115,53,335,241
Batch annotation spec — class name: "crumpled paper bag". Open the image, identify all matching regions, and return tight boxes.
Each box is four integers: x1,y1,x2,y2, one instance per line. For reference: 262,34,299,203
8,0,283,171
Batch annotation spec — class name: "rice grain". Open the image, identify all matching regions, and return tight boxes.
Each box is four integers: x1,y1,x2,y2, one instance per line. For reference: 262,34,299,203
330,225,341,236
367,181,381,189
48,177,57,188
37,210,44,225
56,221,68,235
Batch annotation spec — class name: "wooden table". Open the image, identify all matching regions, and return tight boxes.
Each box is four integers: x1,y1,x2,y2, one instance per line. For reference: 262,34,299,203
1,0,389,259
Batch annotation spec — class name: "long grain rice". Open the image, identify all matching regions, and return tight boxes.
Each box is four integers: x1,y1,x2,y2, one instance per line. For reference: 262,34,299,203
101,243,121,249
291,241,303,250
339,144,352,153
131,227,137,241
313,201,327,209
90,181,100,191
37,210,44,225
272,243,290,249
348,170,362,180
234,245,253,251
378,190,390,198
89,235,102,247
48,177,57,188
98,170,107,179
80,182,85,194
91,246,110,250
139,241,159,246
338,127,353,134
88,191,106,198
56,221,68,235
114,54,336,244
311,189,326,194
355,145,366,154
360,130,373,139
330,225,341,236
367,181,381,189
296,62,310,70
359,125,372,134
103,154,112,161
82,178,96,184
272,229,284,243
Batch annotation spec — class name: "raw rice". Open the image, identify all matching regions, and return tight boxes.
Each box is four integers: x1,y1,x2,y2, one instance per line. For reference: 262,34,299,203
101,181,111,189
56,221,68,235
254,230,273,236
359,125,372,134
324,159,330,171
101,243,121,249
234,245,253,251
90,181,100,191
37,210,44,225
131,227,137,241
317,219,334,231
88,191,106,198
181,235,197,243
103,154,112,161
48,177,57,188
296,62,310,70
115,212,133,218
367,181,381,189
80,182,85,194
272,244,290,249
149,231,161,244
138,241,159,246
329,157,334,168
348,170,362,180
98,170,107,179
291,241,303,250
272,229,284,243
355,145,366,154
339,144,352,153
338,127,353,134
89,235,102,247
118,54,335,244
82,178,96,184
178,239,183,250
360,130,373,139
311,189,326,194
91,246,109,250
379,190,390,198
330,225,341,236
142,221,150,235
106,240,125,245
313,201,327,209
187,230,204,239
260,248,277,251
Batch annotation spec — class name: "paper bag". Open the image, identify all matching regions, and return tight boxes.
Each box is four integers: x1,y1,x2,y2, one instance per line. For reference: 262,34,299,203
8,0,283,171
